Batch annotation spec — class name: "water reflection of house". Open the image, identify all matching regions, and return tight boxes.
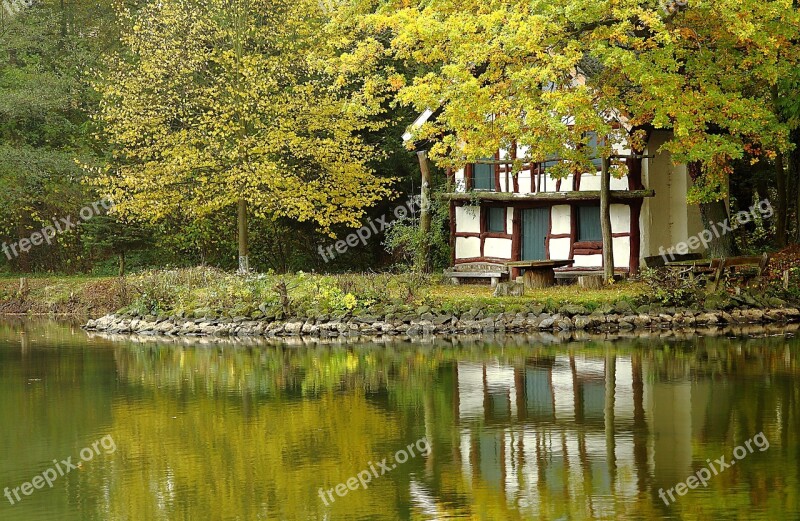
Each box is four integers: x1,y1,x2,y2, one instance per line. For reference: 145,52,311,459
436,356,648,517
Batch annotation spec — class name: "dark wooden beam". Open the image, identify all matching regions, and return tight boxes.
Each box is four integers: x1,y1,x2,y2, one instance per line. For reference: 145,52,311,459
443,189,655,202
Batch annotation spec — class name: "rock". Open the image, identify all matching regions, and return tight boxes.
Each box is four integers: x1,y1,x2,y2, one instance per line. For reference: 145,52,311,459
559,305,588,316
573,316,591,330
556,318,574,330
768,297,787,307
433,314,453,325
538,318,555,330
695,313,719,324
617,319,634,330
284,321,303,334
613,301,633,314
764,309,785,322
743,309,764,322
406,325,422,336
528,305,545,315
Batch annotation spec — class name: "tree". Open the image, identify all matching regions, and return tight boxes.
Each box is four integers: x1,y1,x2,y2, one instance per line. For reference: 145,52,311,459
94,0,395,272
80,214,152,276
359,0,799,256
0,0,116,272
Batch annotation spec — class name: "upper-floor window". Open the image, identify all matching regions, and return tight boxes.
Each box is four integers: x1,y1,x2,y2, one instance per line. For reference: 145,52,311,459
472,158,495,191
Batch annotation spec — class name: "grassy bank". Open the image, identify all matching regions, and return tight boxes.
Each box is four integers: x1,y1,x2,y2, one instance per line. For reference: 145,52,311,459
4,265,798,320
0,269,649,318
0,275,126,315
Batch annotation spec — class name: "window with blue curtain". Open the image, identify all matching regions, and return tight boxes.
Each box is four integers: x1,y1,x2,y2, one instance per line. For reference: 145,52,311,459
486,207,506,233
577,205,602,241
473,158,495,191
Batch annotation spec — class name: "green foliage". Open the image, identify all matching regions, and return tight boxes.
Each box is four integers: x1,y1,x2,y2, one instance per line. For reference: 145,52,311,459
94,0,393,233
120,268,433,318
639,267,705,307
384,193,451,272
0,0,113,272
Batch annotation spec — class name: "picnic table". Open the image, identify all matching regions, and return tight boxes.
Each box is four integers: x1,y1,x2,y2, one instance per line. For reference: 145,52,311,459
506,259,575,289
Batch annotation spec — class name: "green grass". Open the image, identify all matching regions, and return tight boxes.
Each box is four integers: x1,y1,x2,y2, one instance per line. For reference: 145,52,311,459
0,269,650,317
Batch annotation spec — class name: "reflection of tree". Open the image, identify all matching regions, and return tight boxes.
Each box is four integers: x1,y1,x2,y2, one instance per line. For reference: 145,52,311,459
4,320,800,519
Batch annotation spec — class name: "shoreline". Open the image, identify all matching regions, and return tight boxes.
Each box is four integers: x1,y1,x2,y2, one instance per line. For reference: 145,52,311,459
83,306,800,338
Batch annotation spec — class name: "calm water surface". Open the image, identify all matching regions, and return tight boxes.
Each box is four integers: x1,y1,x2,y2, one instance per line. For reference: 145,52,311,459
0,318,798,520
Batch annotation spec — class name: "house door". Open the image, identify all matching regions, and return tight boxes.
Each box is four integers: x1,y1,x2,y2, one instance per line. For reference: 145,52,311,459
521,208,549,260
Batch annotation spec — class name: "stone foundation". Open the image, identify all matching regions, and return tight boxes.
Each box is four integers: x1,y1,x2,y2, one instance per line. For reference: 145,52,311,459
83,306,800,338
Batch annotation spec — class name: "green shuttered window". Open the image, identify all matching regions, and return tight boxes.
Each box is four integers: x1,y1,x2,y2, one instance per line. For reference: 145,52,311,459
473,160,495,191
486,207,506,233
577,205,602,241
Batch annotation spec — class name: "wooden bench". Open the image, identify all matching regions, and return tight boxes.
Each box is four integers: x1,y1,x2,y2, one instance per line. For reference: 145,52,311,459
710,253,771,290
444,262,509,287
665,253,770,290
643,253,702,268
553,267,629,280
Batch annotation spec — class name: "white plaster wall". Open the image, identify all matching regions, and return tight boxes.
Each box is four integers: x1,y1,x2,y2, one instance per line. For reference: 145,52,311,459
455,206,480,233
455,168,466,192
540,174,571,193
573,254,602,267
613,236,631,268
455,237,481,259
506,207,514,231
484,238,512,259
580,174,601,191
518,171,533,194
550,237,571,259
561,175,575,192
551,205,571,235
610,176,628,190
641,130,704,258
610,204,631,234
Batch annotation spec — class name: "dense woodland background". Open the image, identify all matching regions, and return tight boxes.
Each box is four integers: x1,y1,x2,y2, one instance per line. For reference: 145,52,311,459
0,0,797,275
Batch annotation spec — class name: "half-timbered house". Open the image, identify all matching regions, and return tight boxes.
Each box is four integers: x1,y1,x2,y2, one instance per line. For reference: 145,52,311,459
406,111,704,281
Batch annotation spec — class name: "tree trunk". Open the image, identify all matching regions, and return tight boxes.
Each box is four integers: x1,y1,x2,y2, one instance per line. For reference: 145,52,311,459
791,128,800,243
688,162,739,257
776,151,787,247
417,150,432,273
237,198,249,273
600,157,614,282
118,251,125,277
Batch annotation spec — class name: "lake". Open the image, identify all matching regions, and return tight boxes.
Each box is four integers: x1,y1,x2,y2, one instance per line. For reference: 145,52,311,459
0,318,798,520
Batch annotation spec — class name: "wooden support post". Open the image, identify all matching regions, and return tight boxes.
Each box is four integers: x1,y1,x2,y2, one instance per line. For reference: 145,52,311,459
417,150,432,273
600,157,614,283
578,275,603,289
523,268,556,289
237,198,249,274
